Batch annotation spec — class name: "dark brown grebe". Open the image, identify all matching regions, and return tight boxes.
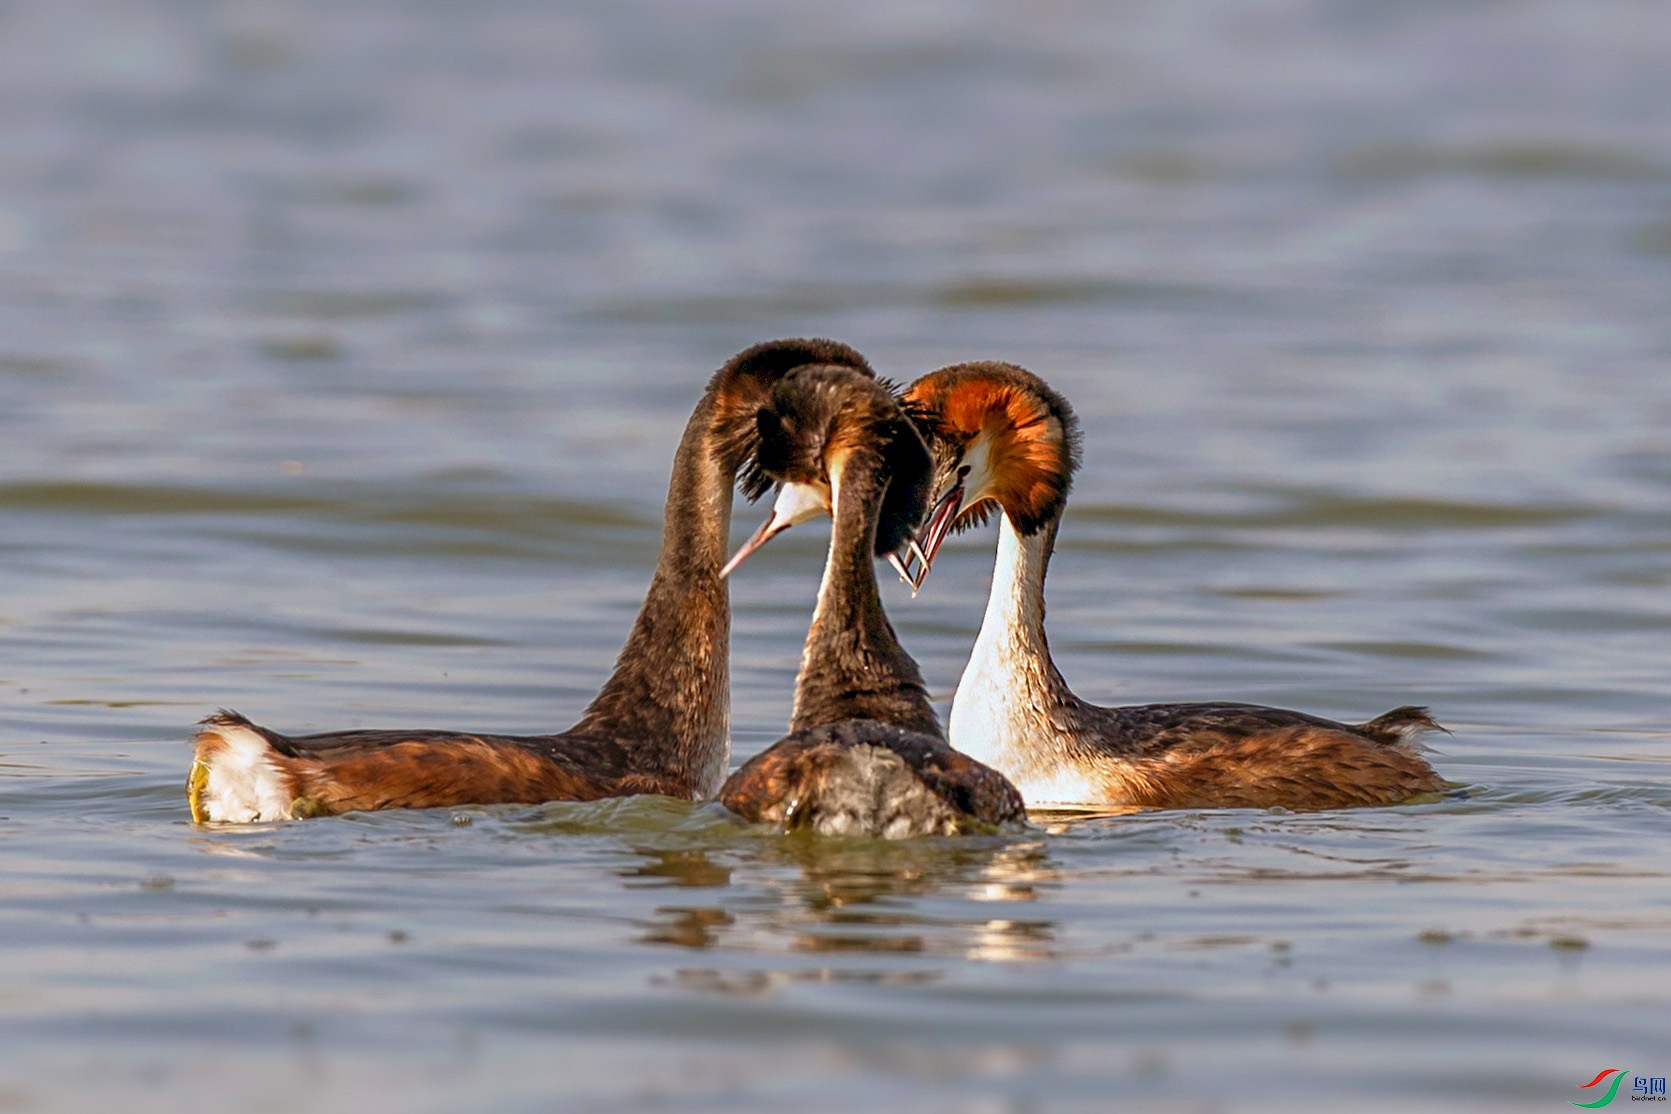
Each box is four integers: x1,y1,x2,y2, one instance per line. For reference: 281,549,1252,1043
902,362,1448,812
187,339,872,823
714,365,1024,837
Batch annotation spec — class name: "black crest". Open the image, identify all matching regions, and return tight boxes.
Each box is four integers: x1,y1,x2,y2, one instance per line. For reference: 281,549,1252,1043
706,339,873,501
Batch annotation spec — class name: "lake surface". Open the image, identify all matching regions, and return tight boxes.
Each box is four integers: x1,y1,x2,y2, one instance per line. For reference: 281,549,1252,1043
2,1,1670,1110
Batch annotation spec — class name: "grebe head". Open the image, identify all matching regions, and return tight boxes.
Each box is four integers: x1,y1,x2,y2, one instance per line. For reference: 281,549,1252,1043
721,365,932,577
901,361,1081,587
706,338,875,499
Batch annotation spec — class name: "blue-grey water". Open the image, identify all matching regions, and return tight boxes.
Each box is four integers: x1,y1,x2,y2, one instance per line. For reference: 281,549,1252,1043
2,1,1670,1110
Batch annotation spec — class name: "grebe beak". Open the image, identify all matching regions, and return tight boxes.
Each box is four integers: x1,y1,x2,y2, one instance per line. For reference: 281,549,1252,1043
885,549,915,590
884,540,932,595
720,481,829,578
905,483,963,591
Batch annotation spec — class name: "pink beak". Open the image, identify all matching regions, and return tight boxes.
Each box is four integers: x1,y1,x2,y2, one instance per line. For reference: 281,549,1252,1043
902,483,963,591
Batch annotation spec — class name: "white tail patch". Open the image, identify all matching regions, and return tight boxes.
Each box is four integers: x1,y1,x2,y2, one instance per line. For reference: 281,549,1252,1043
188,719,297,823
1384,721,1437,749
1356,706,1447,752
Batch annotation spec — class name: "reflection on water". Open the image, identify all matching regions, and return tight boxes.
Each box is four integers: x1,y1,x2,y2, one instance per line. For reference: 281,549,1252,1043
627,848,734,889
644,907,734,949
660,965,942,997
774,838,1059,961
632,836,1061,962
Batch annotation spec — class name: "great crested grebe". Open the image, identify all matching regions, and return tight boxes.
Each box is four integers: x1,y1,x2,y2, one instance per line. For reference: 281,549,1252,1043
187,339,871,823
714,365,1024,838
902,362,1448,812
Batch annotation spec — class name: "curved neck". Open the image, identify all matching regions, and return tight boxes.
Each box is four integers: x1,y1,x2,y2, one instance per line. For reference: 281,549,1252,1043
949,510,1082,767
569,392,733,796
981,511,1058,664
789,453,941,738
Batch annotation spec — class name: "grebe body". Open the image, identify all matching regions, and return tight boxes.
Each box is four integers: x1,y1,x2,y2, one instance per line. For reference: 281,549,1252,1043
719,720,1022,838
189,713,690,820
714,366,1024,837
905,362,1447,813
188,339,872,823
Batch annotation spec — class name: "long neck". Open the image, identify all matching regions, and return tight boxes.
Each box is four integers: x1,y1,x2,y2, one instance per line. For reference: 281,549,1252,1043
569,393,732,797
789,457,941,738
948,510,1083,772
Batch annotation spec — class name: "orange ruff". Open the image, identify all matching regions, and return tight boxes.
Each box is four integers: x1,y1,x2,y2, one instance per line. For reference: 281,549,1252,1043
907,373,1071,529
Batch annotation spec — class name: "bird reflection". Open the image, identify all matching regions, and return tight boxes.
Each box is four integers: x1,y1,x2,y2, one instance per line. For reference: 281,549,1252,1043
624,849,735,947
623,848,732,888
641,907,733,949
631,835,1062,968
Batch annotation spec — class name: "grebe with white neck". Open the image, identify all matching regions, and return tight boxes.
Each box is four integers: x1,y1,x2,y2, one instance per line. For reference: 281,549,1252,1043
903,361,1449,812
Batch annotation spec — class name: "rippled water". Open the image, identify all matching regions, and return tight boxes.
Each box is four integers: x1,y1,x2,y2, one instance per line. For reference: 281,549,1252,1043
3,1,1670,1110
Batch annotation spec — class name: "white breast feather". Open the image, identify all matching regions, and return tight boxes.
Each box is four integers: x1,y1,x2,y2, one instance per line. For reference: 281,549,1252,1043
195,723,295,823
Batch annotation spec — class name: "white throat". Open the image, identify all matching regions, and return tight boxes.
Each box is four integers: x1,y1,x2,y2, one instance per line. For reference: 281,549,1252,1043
807,469,843,629
947,511,1053,768
948,511,1101,804
792,470,845,727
